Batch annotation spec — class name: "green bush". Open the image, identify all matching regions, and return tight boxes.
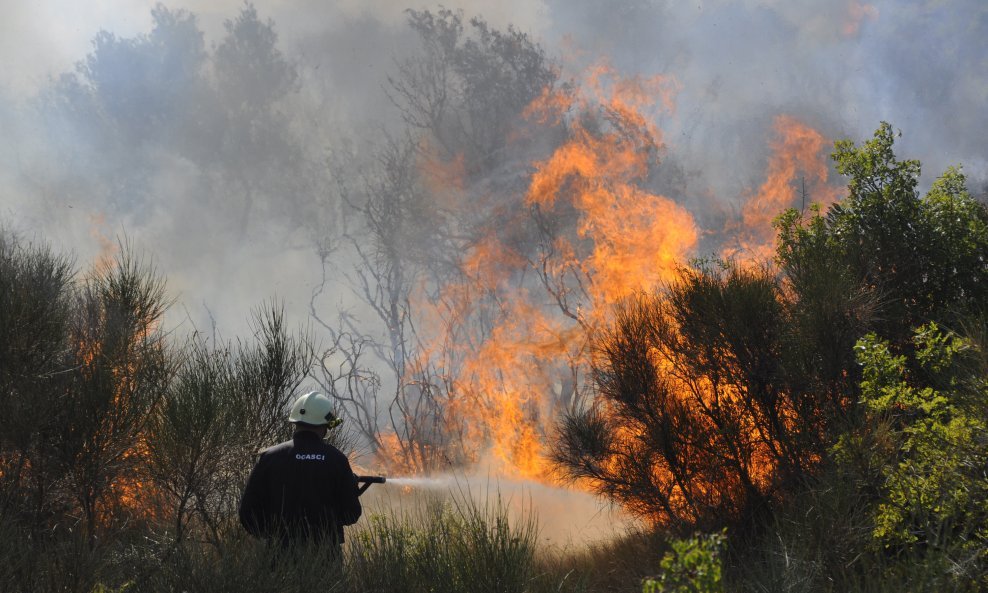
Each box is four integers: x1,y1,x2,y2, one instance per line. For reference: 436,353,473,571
642,531,724,593
733,322,987,593
842,324,987,584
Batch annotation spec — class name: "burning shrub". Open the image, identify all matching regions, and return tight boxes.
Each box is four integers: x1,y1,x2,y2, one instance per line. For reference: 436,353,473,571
58,247,173,537
0,232,75,524
553,263,840,529
0,233,172,540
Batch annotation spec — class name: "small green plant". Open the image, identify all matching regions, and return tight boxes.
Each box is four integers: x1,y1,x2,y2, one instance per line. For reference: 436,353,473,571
642,531,725,593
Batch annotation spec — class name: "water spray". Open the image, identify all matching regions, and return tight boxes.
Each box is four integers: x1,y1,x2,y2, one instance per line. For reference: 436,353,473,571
383,476,458,489
355,475,454,494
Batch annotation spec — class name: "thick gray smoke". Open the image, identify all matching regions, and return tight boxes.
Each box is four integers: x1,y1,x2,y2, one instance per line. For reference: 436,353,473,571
1,0,984,335
550,0,988,194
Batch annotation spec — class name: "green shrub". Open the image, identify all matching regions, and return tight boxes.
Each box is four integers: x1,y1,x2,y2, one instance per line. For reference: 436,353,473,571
845,324,987,582
642,531,724,593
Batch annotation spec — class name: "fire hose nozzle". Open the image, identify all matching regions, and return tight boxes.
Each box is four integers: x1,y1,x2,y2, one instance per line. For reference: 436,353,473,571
355,475,386,495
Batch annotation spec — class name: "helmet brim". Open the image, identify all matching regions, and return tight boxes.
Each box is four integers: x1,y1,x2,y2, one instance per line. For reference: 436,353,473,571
291,420,329,428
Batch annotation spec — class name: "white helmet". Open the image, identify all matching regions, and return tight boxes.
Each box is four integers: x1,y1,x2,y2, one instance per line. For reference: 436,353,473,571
288,392,340,427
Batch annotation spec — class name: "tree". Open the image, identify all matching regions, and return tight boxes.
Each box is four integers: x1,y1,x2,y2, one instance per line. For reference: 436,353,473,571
0,235,174,540
39,3,314,238
42,5,209,212
313,137,465,473
214,4,296,118
777,123,988,346
314,9,563,473
213,3,305,236
388,7,559,176
0,232,75,527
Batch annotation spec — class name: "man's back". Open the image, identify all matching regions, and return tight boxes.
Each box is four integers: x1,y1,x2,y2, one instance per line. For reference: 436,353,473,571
239,431,362,545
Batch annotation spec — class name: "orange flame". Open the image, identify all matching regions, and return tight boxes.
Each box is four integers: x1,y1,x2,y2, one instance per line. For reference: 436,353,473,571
88,213,119,270
390,66,698,482
379,67,834,514
724,115,839,262
526,64,695,310
73,261,162,525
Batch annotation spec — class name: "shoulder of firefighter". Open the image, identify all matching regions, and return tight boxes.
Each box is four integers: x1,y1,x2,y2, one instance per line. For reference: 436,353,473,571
238,431,362,544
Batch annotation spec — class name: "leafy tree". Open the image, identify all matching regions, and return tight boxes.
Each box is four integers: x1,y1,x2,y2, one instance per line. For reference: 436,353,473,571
43,5,209,212
389,7,559,176
76,4,207,146
777,123,988,346
40,3,312,237
725,127,988,592
214,4,296,118
213,4,305,236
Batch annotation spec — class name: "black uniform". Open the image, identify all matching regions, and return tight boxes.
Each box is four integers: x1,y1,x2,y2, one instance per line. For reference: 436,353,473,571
239,431,362,546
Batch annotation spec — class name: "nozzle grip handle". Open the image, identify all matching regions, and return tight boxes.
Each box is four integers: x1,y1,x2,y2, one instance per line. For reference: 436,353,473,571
355,475,386,495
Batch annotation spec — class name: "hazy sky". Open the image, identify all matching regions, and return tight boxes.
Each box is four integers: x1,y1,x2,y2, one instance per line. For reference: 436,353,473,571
3,1,984,180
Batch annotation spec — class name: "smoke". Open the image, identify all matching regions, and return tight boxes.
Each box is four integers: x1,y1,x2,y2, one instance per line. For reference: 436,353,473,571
1,0,983,325
544,0,987,196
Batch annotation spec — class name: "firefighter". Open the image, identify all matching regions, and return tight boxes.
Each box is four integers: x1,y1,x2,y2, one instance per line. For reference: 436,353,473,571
239,391,362,550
